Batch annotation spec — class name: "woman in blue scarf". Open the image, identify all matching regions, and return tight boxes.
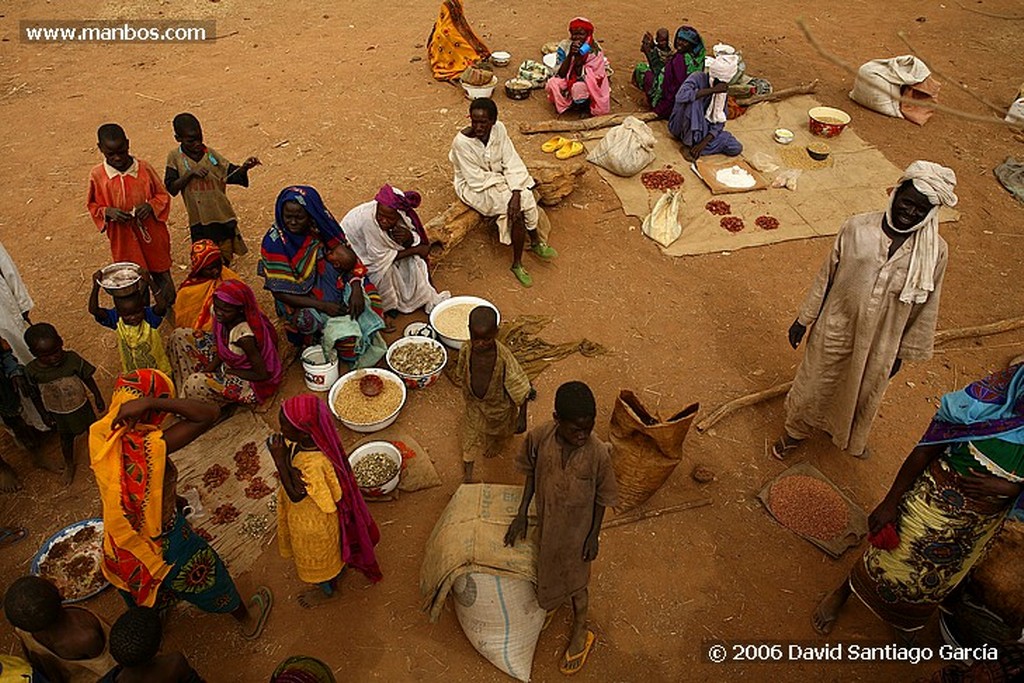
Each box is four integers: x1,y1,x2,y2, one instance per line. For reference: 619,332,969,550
257,187,385,367
812,363,1024,637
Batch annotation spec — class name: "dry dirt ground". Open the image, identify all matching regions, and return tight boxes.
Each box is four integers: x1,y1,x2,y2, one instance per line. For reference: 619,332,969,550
1,0,1022,681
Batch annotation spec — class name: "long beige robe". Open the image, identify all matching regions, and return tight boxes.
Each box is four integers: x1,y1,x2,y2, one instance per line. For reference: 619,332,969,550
784,212,947,454
449,121,547,244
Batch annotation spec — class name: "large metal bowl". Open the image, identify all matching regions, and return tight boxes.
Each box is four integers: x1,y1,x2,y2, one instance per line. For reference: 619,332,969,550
328,368,406,433
97,262,143,297
428,295,500,350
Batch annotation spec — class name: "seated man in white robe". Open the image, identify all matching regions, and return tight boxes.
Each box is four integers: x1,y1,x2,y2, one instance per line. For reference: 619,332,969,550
340,185,449,330
449,98,557,288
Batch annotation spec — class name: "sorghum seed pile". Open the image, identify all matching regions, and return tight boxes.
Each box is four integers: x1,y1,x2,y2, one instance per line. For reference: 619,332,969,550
720,216,745,232
769,475,849,540
333,377,403,424
641,167,685,190
705,200,731,215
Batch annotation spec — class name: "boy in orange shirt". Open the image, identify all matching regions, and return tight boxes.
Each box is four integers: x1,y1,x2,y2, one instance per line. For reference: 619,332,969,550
86,123,175,305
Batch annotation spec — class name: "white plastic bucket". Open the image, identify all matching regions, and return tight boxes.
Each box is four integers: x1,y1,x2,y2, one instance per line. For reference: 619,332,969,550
301,346,339,392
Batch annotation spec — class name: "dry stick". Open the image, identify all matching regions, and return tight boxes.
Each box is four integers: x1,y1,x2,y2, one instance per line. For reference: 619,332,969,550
895,32,1007,117
934,315,1024,345
603,498,713,529
696,315,1024,432
738,80,819,106
519,111,659,135
796,18,1015,127
954,0,1024,20
695,381,793,433
934,341,1024,355
134,92,165,104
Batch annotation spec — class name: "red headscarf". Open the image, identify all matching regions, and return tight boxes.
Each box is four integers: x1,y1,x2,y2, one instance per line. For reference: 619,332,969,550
282,394,383,582
374,184,428,244
568,16,595,39
212,280,283,403
181,239,223,287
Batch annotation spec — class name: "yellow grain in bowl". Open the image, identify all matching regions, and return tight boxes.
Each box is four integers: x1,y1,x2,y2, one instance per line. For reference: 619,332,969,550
332,377,403,425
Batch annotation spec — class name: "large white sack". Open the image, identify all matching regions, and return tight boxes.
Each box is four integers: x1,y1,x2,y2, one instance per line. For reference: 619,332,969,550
586,116,657,177
452,572,546,682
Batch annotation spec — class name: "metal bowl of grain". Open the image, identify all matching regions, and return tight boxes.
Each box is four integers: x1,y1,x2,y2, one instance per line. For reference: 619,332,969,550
328,368,407,433
348,441,402,496
97,262,144,297
386,336,448,389
428,295,500,350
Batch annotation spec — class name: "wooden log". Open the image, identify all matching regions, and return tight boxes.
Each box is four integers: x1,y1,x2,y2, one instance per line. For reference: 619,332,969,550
519,111,658,135
695,381,792,433
738,80,819,106
424,163,587,261
694,315,1024,433
603,497,713,529
935,316,1024,345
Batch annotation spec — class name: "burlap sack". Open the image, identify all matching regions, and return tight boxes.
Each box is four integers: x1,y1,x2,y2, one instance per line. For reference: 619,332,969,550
609,390,699,513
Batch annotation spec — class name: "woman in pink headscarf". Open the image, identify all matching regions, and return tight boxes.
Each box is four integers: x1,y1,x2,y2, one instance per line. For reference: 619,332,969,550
174,279,283,406
340,185,450,329
545,17,612,117
268,394,381,607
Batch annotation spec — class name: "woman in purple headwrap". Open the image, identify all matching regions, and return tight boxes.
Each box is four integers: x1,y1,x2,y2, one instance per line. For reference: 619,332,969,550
340,185,450,326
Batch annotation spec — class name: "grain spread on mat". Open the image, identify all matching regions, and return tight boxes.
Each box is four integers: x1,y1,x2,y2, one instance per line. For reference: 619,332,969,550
769,475,849,540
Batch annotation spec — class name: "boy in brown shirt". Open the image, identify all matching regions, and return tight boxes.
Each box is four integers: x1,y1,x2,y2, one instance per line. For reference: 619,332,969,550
164,113,260,265
505,381,618,675
456,306,532,483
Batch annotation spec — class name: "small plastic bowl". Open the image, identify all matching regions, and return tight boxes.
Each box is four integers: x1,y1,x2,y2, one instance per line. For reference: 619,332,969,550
490,51,511,67
773,128,794,144
461,76,498,100
806,142,831,161
808,106,851,138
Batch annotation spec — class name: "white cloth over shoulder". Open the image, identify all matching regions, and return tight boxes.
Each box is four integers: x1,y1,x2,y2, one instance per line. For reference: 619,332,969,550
449,121,539,243
0,241,47,430
340,200,446,314
705,54,739,124
885,160,958,304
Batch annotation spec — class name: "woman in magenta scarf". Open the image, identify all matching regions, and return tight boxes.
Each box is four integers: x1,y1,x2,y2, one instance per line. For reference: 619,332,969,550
545,17,612,117
176,279,283,406
271,394,382,590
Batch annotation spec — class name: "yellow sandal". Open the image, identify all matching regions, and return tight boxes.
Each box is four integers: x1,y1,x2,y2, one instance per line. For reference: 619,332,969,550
541,136,571,153
555,140,585,160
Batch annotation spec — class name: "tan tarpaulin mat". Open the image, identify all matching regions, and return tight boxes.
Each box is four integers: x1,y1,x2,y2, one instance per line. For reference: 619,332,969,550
174,411,278,576
420,483,538,622
756,461,867,559
593,95,958,256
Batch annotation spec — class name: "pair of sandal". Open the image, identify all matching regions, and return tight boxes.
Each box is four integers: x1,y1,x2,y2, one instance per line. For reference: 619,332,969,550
541,136,585,160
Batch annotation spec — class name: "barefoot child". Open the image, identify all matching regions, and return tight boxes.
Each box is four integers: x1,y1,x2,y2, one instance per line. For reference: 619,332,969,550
24,323,105,485
268,394,382,608
87,124,175,306
457,306,531,483
504,381,618,675
100,607,203,682
4,575,116,682
165,113,260,266
89,271,172,377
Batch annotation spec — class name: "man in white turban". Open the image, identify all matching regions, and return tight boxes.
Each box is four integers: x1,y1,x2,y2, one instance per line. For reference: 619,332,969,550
668,53,743,159
773,161,958,460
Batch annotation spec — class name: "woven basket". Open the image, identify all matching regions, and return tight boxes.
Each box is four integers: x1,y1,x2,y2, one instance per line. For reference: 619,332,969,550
609,390,699,514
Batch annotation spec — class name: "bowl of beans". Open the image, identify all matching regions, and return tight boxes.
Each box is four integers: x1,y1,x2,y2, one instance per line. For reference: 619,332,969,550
348,441,402,496
808,106,851,138
386,336,448,389
328,368,407,433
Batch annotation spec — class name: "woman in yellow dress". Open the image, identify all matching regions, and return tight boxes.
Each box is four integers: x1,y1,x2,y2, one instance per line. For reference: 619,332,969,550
269,394,382,608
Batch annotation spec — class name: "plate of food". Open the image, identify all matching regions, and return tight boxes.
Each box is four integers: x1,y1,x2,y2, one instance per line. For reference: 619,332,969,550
31,518,110,603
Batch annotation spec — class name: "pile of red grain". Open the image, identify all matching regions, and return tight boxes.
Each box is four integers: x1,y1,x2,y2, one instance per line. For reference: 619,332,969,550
769,475,849,540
